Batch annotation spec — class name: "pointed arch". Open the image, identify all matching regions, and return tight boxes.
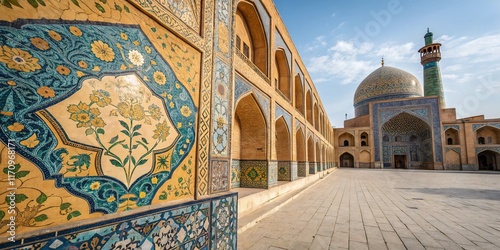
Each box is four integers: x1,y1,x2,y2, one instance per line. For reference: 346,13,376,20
232,93,267,160
340,152,354,168
235,1,268,75
306,90,313,124
274,49,291,100
476,126,500,145
294,74,304,115
445,128,459,145
360,132,369,146
307,135,314,163
314,102,319,131
477,150,499,170
296,127,306,162
275,117,291,161
338,132,355,147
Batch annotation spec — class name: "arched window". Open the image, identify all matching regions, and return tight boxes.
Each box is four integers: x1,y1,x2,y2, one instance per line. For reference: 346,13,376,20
343,140,349,146
361,141,367,146
478,137,485,144
447,138,453,145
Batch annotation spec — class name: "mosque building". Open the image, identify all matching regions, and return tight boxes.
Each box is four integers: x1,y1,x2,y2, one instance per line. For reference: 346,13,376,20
0,0,498,249
335,29,500,171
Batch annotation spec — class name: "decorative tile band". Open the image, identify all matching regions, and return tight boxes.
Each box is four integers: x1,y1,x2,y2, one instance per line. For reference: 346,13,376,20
1,193,237,250
240,160,268,188
278,161,291,181
297,162,308,177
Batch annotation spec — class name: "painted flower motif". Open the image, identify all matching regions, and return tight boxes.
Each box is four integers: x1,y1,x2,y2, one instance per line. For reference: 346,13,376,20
0,111,13,116
89,90,111,107
139,191,146,198
180,105,192,117
76,71,85,77
91,40,115,62
7,80,16,86
56,65,71,75
153,71,166,85
151,60,157,65
120,64,127,70
128,50,144,66
90,181,100,190
153,120,170,142
131,104,145,121
148,104,162,120
133,40,140,46
92,65,101,71
179,149,184,155
177,122,182,128
91,117,106,127
175,83,180,89
0,45,41,72
69,26,82,36
68,102,102,128
144,46,152,54
167,94,172,100
107,195,116,202
37,86,56,98
117,102,131,119
48,30,62,41
78,60,88,68
20,133,39,148
30,37,50,50
120,32,128,40
151,177,158,184
169,102,175,108
7,122,24,132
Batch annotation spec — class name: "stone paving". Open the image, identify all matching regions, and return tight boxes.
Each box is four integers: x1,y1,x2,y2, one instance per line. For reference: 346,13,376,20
238,168,500,250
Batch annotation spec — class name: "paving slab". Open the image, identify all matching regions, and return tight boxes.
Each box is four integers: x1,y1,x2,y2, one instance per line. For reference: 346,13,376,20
238,168,500,249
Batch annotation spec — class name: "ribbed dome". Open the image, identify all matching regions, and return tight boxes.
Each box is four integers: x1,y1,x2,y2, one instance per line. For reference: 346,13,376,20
353,66,423,117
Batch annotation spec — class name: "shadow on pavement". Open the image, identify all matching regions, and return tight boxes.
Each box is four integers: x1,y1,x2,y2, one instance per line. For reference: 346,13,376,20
397,187,500,201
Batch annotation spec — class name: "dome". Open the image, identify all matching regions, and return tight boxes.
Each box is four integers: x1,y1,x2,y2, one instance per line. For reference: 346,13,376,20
354,66,423,117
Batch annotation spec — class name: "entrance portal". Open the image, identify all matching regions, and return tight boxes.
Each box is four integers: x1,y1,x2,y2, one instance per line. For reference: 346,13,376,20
478,150,499,171
394,155,406,169
340,153,354,168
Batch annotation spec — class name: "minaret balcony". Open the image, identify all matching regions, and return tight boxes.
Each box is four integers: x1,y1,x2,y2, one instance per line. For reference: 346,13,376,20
420,52,441,64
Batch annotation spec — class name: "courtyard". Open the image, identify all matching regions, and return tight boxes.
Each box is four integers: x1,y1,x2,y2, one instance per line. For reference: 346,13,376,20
238,168,500,250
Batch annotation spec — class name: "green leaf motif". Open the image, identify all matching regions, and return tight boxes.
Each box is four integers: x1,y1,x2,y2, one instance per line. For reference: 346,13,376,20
71,0,80,7
110,159,122,167
114,3,122,12
132,132,141,137
132,124,142,132
95,2,105,13
141,138,148,144
67,210,82,220
36,193,47,204
97,128,105,134
178,177,183,183
34,214,48,222
60,202,72,211
85,128,94,136
123,156,129,166
15,170,30,178
119,120,129,130
137,159,148,166
27,0,38,8
109,135,119,144
120,129,130,136
124,5,130,12
0,210,5,220
158,191,167,200
36,0,46,6
15,194,28,203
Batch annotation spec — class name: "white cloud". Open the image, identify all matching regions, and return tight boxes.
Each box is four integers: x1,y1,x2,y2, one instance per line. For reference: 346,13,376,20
308,40,376,85
443,35,500,63
375,42,418,63
305,35,327,51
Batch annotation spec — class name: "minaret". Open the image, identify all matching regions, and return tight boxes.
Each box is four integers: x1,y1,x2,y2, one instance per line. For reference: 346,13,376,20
418,28,445,108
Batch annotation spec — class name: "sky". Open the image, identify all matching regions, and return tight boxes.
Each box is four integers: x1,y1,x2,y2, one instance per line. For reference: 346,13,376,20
273,0,500,128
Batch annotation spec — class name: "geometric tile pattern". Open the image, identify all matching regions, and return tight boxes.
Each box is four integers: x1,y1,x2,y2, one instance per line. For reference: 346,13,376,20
211,194,237,250
309,162,316,174
3,193,238,250
278,161,291,181
444,125,460,131
276,104,292,134
211,159,229,193
475,147,500,155
234,75,270,123
240,160,268,188
297,162,308,177
214,0,231,59
472,123,500,131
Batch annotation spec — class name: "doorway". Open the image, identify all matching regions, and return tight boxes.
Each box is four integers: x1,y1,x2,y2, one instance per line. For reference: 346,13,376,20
394,155,406,169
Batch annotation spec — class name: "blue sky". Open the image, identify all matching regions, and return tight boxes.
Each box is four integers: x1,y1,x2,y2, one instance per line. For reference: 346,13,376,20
273,0,500,127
